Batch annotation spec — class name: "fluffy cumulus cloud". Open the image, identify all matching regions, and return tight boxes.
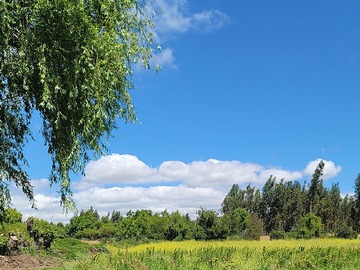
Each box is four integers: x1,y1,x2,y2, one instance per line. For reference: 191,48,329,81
12,155,342,223
73,185,223,218
83,154,157,184
80,154,313,188
159,159,263,187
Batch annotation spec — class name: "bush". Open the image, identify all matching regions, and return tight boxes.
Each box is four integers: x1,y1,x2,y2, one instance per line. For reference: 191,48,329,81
26,217,55,249
335,225,357,239
294,214,324,239
269,230,286,240
242,215,263,240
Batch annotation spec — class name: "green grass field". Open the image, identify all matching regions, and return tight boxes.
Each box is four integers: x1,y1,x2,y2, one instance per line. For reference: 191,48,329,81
45,238,360,270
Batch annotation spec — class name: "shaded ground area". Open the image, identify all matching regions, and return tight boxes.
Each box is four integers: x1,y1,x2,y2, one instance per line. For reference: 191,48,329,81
0,254,60,270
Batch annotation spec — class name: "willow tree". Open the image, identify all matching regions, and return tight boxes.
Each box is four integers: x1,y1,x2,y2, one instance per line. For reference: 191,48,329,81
0,0,157,210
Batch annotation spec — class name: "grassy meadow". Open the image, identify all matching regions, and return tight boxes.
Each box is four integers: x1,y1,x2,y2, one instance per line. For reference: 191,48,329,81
47,238,360,270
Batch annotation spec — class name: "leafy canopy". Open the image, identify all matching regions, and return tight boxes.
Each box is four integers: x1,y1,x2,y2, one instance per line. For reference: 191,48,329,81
0,0,157,209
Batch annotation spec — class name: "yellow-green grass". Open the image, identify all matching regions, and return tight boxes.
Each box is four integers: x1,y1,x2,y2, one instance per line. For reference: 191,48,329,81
51,239,360,270
115,238,360,253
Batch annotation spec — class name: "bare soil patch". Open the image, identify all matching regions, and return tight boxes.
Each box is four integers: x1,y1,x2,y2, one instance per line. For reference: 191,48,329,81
0,254,60,270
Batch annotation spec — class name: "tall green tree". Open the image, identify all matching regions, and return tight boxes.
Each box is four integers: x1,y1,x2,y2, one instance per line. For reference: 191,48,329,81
307,160,325,214
260,176,280,233
221,184,245,214
0,0,157,208
353,173,360,231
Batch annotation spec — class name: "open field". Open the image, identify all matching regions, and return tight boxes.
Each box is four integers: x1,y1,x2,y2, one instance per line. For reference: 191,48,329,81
123,238,360,252
47,238,360,270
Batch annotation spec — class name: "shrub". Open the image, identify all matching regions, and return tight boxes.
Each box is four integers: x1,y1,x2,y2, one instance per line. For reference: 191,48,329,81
335,225,357,239
26,217,55,249
269,230,286,240
242,215,263,240
294,214,324,239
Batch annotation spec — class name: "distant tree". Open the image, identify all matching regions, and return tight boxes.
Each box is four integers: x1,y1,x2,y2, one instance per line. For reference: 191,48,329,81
221,184,244,214
67,207,100,237
325,183,341,232
307,160,325,214
252,189,262,215
282,181,304,232
0,0,157,209
110,210,122,223
164,211,194,241
260,176,280,234
222,208,249,236
353,173,360,231
244,184,256,211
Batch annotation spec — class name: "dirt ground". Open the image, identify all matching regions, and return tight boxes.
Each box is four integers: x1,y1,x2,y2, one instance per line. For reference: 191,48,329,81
0,254,60,270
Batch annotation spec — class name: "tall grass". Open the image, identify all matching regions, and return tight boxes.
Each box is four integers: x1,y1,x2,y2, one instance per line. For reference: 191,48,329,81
48,239,360,270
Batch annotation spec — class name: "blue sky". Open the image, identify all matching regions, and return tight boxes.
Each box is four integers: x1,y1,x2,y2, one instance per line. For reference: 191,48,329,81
12,0,360,222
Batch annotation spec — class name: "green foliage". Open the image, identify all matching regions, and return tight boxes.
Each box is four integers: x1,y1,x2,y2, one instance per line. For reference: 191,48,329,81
1,222,30,241
294,213,324,239
0,234,8,254
196,208,227,240
51,237,107,260
243,214,263,240
163,211,195,241
53,223,67,239
307,160,325,214
0,207,22,224
0,0,157,209
269,230,286,240
27,217,55,241
335,224,357,239
68,207,100,238
223,208,249,236
48,245,360,270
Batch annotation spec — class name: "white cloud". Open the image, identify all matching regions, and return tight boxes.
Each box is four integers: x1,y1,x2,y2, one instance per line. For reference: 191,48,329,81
80,155,341,188
11,193,70,223
155,0,191,35
31,178,51,193
257,169,303,183
303,159,342,180
192,10,230,33
154,0,230,36
10,155,342,223
159,159,264,187
83,154,157,184
74,185,223,218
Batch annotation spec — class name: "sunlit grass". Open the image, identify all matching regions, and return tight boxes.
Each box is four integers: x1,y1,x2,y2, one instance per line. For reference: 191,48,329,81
122,238,360,253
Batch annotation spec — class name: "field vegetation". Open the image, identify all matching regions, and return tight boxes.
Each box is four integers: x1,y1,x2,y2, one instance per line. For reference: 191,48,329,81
47,239,360,270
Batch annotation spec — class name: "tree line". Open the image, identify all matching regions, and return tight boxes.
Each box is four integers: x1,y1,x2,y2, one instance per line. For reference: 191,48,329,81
222,161,360,239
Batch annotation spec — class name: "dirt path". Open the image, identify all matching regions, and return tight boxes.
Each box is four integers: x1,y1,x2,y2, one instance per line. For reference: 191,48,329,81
0,254,60,270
